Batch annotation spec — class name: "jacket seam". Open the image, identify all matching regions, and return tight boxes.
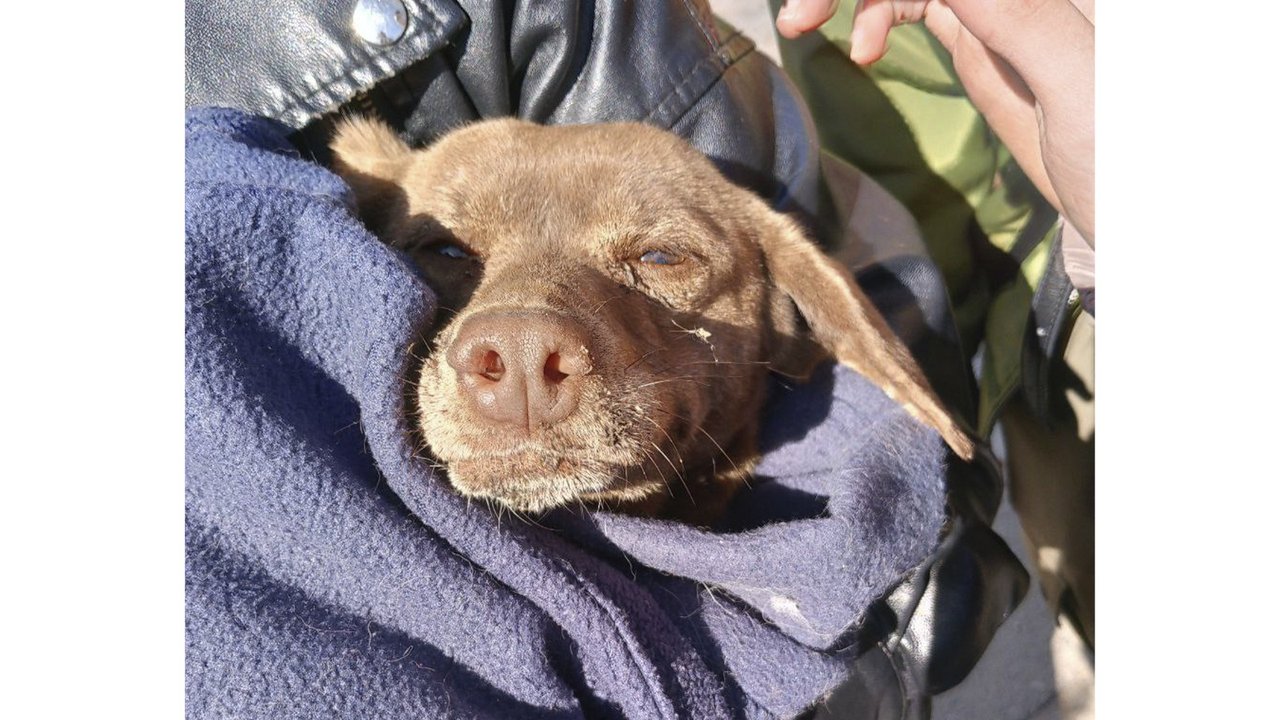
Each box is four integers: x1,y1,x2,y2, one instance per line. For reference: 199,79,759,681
646,30,755,128
264,1,453,124
644,52,726,127
678,0,722,54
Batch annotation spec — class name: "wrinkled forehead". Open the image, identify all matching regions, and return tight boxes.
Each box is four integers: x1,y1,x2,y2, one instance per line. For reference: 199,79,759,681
402,122,730,244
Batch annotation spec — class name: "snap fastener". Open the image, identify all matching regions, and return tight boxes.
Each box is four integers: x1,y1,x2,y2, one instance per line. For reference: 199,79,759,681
352,0,408,46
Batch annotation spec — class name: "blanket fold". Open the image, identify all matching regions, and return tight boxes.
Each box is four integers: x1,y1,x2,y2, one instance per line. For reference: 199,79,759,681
185,107,948,719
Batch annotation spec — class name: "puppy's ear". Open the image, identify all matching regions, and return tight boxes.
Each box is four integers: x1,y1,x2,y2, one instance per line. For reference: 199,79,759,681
759,209,975,461
330,116,412,233
331,115,411,176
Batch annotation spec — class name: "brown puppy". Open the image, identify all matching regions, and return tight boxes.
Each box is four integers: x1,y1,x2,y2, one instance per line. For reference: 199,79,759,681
331,117,973,521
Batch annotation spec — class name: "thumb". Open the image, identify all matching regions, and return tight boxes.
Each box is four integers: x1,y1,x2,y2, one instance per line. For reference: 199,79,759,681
776,0,842,39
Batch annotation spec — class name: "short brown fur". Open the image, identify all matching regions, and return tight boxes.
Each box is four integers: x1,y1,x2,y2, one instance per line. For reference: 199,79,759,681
331,117,973,522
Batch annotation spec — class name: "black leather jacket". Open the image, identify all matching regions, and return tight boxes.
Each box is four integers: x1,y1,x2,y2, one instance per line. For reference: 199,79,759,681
187,1,1028,717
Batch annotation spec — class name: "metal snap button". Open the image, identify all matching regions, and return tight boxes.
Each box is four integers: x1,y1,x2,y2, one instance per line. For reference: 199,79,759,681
352,0,408,46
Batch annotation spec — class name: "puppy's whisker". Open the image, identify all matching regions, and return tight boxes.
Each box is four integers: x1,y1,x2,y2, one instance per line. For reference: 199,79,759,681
644,360,756,375
641,459,668,499
633,375,712,391
650,407,745,481
636,446,674,498
641,415,686,471
655,423,693,492
512,507,554,532
622,347,663,374
585,292,628,317
647,440,693,503
427,302,466,315
672,360,773,367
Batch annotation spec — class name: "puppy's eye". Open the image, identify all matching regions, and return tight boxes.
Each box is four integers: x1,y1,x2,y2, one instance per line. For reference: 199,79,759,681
639,249,684,266
425,241,474,259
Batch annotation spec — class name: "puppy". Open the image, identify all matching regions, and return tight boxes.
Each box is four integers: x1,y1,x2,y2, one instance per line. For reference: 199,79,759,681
331,117,973,521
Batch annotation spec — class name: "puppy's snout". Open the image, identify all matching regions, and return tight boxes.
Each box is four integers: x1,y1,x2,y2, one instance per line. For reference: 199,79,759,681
446,312,594,429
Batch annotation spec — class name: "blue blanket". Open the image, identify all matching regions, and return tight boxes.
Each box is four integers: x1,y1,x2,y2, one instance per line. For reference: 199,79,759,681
185,107,948,719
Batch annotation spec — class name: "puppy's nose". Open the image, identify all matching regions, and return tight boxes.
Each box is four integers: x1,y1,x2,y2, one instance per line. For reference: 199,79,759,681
446,312,593,429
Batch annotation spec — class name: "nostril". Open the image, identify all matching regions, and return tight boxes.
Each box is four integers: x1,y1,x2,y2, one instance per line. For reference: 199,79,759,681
481,350,505,381
543,352,569,385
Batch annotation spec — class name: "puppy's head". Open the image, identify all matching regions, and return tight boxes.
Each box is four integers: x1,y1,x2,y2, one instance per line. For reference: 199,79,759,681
332,117,972,514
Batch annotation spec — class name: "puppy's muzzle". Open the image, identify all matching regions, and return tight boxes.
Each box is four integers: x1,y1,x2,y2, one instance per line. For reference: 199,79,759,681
446,311,595,430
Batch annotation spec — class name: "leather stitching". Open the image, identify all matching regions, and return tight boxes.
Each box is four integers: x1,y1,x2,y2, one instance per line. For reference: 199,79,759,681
279,1,448,116
255,1,456,127
648,30,755,129
644,1,754,127
678,0,722,54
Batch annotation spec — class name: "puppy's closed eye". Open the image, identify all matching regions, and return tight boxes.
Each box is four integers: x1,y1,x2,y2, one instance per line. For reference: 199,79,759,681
420,240,475,259
637,249,684,266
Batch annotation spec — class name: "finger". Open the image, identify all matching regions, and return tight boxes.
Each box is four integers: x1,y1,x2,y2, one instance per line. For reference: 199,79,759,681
849,0,898,65
776,0,842,39
921,0,961,54
949,23,1063,212
943,0,1093,237
944,0,1092,111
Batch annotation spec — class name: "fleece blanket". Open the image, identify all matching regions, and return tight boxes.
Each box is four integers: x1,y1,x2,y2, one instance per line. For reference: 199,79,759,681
185,107,948,719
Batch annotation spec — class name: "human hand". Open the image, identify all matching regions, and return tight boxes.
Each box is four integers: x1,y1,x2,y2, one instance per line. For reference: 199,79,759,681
776,0,1094,246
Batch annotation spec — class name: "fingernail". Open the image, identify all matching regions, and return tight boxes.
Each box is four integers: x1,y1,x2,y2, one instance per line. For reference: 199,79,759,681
850,17,866,45
850,25,866,59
